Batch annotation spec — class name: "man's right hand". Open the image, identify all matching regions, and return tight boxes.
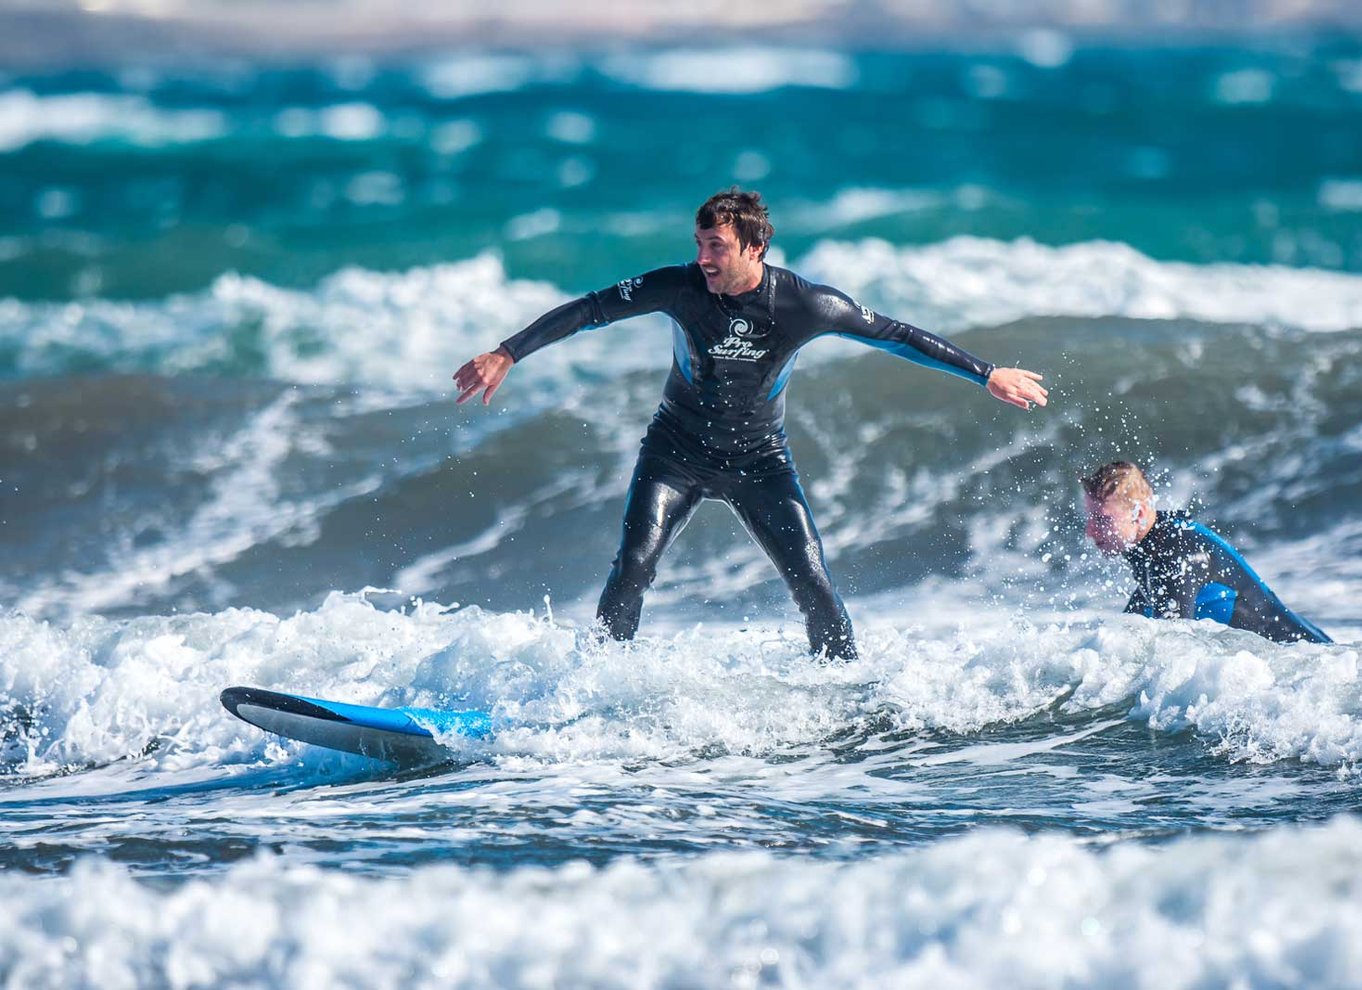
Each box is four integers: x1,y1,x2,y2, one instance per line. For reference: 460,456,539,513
453,346,514,405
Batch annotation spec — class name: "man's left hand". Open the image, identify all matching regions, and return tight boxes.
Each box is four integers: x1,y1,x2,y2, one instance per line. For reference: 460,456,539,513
986,368,1048,410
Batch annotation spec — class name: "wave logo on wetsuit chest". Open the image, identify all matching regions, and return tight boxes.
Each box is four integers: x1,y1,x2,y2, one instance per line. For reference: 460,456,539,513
709,317,770,362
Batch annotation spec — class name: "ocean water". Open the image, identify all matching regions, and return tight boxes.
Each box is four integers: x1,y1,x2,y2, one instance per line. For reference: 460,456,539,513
3,37,1362,988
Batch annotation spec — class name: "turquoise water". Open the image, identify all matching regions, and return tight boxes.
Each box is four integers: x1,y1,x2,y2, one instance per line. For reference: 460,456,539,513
3,38,1362,988
4,41,1362,307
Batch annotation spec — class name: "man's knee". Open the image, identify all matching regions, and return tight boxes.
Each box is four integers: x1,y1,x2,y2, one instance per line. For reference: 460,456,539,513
781,563,839,615
609,539,663,593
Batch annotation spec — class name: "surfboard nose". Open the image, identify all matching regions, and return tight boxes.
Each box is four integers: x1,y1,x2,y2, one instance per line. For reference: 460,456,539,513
220,685,492,766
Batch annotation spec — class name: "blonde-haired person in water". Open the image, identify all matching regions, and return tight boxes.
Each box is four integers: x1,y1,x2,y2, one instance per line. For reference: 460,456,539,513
1081,461,1330,644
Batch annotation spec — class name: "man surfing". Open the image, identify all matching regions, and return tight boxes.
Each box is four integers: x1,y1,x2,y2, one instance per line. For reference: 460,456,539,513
1082,461,1331,644
454,188,1048,659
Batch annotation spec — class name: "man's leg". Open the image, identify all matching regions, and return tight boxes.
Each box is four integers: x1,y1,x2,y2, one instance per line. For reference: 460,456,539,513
596,458,701,640
727,470,857,660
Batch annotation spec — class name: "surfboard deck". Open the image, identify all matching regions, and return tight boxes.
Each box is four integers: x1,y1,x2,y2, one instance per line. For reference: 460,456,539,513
221,686,492,766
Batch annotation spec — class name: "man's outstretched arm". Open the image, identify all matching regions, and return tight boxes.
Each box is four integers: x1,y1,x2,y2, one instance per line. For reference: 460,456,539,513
809,283,1048,410
451,266,687,406
453,294,601,406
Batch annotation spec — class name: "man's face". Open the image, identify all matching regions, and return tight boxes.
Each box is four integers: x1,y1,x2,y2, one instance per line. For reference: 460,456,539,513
695,222,763,295
1084,493,1147,555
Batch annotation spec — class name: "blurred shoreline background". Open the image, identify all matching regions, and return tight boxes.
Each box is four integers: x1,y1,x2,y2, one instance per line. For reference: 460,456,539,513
5,0,1362,68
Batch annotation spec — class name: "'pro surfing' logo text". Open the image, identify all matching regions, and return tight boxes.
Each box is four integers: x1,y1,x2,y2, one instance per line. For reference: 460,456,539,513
709,316,769,362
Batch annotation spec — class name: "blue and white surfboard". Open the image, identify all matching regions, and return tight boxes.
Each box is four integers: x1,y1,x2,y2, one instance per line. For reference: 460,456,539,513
221,686,492,766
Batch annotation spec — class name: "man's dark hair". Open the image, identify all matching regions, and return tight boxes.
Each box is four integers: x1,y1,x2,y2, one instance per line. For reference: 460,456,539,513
696,187,774,259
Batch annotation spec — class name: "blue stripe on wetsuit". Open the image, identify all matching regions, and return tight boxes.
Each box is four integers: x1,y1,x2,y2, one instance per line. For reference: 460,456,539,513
1186,521,1333,643
834,334,991,387
672,320,695,385
767,353,799,400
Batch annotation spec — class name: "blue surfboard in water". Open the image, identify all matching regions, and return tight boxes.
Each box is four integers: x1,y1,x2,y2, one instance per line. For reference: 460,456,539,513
221,686,492,766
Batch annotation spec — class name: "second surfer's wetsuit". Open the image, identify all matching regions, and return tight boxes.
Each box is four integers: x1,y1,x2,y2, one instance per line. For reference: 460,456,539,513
1124,509,1332,644
499,262,996,659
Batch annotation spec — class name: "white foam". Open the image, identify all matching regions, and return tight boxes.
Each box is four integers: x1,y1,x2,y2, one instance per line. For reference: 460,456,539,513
3,819,1362,988
272,102,386,141
546,111,595,145
426,45,875,101
8,238,1361,395
419,53,574,99
0,593,465,773
1320,178,1362,211
1017,29,1074,69
1213,68,1276,105
798,236,1362,334
504,207,561,240
785,186,947,229
599,48,857,93
0,90,225,152
429,118,482,156
1334,58,1362,94
0,253,673,396
2,591,1358,775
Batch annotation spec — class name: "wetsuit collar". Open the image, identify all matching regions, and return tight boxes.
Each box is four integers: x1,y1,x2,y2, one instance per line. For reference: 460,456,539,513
1124,509,1189,564
717,262,768,303
715,264,776,337
1124,534,1151,567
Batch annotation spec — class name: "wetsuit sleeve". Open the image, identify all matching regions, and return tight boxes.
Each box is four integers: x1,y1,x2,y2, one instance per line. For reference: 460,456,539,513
804,283,995,387
499,266,686,363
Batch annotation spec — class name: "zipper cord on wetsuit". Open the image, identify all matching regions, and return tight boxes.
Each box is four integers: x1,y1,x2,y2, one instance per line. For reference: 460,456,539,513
715,265,777,337
763,265,776,334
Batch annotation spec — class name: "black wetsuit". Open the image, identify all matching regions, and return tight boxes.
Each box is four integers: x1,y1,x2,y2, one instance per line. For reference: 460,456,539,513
1123,510,1331,644
500,262,995,658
